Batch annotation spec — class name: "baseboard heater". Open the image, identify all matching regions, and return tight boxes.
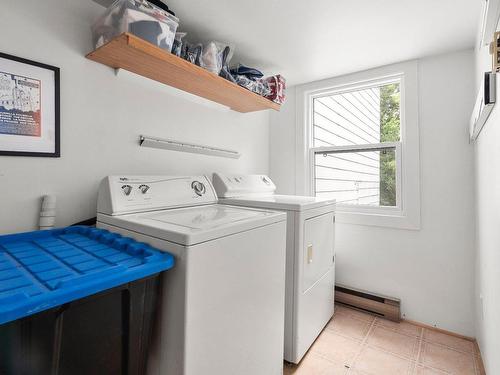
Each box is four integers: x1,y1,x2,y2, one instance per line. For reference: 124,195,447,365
335,284,401,322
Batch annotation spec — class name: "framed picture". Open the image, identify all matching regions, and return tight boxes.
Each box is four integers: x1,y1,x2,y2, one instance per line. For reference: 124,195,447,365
0,52,60,157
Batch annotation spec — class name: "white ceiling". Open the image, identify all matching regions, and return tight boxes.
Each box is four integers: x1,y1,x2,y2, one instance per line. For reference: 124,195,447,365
165,0,481,85
96,0,482,85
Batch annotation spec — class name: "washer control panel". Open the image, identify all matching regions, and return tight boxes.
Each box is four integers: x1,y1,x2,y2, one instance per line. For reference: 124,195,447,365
121,184,132,196
191,181,206,196
138,184,150,194
98,175,217,215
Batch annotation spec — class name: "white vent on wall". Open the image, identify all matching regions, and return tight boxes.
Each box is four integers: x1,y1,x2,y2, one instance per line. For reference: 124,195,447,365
470,72,496,141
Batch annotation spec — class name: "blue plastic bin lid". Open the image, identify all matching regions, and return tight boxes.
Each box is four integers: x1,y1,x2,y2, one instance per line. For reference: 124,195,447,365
0,226,174,325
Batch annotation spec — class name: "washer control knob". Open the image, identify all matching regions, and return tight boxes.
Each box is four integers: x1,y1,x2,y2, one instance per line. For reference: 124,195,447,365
191,181,206,196
139,184,150,194
121,184,132,196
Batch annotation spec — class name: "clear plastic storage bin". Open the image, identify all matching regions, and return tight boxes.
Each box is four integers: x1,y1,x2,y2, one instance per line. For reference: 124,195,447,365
92,0,179,52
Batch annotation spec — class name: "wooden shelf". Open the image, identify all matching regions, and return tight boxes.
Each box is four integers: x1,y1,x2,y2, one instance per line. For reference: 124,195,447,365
86,33,281,113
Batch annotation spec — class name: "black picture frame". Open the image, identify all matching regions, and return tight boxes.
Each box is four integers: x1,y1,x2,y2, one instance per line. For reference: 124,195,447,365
0,52,60,157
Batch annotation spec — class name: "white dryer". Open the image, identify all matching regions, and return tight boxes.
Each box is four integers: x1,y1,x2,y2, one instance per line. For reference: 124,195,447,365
96,175,287,375
213,173,336,364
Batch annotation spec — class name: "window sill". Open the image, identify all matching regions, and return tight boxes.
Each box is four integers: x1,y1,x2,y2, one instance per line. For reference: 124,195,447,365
336,210,421,230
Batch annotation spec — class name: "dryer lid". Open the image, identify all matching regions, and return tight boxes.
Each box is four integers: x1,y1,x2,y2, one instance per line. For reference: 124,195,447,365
220,195,336,211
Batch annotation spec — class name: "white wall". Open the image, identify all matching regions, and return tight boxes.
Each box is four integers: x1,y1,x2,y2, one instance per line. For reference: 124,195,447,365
269,88,296,195
0,0,270,234
473,37,500,374
270,49,476,336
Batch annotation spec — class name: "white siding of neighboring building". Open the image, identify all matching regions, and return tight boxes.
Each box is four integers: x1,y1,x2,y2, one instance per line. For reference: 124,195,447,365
313,87,382,205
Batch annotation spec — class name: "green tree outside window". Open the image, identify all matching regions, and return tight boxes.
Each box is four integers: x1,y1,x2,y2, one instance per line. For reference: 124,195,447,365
379,84,400,206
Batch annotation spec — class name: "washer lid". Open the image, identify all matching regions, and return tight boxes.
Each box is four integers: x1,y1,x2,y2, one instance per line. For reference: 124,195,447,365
220,194,336,212
97,204,286,246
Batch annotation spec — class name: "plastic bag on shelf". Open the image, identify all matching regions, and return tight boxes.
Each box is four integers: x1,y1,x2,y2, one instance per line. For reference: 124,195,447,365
180,41,189,60
172,32,187,57
180,42,203,66
233,75,271,97
200,42,235,75
263,75,286,104
230,64,264,81
219,46,237,83
200,42,223,74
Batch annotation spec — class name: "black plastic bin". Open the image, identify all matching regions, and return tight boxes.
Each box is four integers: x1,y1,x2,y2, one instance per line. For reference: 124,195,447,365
0,226,174,375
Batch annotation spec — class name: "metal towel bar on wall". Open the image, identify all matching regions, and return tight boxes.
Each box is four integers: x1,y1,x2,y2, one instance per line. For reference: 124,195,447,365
139,135,241,159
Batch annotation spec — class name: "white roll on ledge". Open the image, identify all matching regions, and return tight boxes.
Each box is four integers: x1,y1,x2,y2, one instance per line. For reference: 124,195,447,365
39,195,57,230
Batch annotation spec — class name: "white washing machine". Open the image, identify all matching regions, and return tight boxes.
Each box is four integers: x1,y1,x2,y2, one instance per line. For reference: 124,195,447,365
96,175,287,375
213,173,336,364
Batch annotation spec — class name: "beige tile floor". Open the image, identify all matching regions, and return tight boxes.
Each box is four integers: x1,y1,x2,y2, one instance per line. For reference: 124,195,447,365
284,304,485,375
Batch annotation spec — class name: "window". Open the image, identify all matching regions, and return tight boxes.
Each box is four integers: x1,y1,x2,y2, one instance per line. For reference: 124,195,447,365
311,81,402,210
295,61,420,229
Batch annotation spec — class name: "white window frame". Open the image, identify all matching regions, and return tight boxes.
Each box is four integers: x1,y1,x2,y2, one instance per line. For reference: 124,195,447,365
295,60,421,230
